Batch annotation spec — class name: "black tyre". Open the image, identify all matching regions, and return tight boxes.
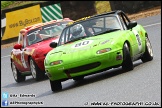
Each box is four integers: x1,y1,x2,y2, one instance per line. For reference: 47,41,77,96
50,80,62,92
141,36,153,62
29,57,45,81
122,43,134,71
11,62,25,83
73,76,84,81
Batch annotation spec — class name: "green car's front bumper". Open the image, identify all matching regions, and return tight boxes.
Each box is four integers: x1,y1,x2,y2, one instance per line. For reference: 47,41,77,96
45,49,123,81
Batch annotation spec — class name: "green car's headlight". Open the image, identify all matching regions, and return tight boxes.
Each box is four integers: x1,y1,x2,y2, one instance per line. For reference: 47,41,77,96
50,60,63,66
97,48,111,54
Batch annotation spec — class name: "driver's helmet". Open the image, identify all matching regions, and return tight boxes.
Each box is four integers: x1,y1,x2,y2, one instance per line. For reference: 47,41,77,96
71,24,85,38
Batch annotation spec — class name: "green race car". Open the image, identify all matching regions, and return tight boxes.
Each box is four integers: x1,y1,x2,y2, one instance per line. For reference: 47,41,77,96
44,10,153,92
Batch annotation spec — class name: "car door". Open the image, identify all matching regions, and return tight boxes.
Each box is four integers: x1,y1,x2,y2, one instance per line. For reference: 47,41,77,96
14,34,29,72
20,34,31,72
119,12,143,57
12,34,24,71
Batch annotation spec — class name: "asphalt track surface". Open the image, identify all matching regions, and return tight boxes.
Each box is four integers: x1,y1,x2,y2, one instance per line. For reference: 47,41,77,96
1,15,161,107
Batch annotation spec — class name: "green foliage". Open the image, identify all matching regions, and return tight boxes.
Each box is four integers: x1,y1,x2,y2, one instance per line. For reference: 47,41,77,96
1,1,15,9
95,1,112,14
1,1,44,10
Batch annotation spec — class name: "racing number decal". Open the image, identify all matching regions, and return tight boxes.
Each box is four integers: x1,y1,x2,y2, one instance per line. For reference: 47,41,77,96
132,30,142,52
21,50,27,68
75,41,89,47
136,34,141,46
72,40,93,48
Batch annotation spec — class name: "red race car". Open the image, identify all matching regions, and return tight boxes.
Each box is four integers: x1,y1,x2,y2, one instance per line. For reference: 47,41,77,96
10,18,73,82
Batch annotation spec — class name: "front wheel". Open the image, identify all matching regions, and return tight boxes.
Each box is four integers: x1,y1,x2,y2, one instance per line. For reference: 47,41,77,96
50,80,62,92
141,36,153,62
29,57,45,81
11,62,25,83
122,43,134,71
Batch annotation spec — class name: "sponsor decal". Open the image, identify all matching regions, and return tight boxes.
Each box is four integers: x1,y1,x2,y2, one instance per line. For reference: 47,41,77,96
71,40,93,48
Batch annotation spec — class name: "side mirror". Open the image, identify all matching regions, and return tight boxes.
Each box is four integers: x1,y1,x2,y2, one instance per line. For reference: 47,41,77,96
14,44,22,49
128,21,137,29
49,42,57,48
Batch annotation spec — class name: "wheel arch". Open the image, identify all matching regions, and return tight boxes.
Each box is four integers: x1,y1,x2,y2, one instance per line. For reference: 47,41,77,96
123,40,133,56
145,32,148,38
10,59,13,70
123,40,130,51
28,55,32,65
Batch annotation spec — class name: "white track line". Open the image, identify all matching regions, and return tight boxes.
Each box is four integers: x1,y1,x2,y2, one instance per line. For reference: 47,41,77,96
1,22,161,59
1,55,10,58
143,22,161,27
